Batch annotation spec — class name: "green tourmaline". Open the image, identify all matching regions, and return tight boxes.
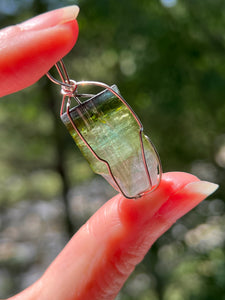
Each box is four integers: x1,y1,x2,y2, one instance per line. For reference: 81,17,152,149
61,85,159,198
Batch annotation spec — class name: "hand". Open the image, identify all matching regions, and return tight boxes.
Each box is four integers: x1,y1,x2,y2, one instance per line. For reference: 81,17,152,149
1,6,218,300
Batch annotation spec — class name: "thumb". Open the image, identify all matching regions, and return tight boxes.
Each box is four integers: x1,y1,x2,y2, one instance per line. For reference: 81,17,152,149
11,172,218,300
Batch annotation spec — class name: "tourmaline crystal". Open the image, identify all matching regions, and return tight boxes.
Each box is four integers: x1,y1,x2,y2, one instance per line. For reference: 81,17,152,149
61,85,160,198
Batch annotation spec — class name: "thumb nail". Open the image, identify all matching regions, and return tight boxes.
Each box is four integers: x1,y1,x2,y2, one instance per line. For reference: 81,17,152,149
151,181,219,233
184,181,219,197
18,5,79,31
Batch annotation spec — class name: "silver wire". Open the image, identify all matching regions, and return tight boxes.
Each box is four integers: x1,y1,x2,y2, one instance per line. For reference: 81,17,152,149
46,59,74,90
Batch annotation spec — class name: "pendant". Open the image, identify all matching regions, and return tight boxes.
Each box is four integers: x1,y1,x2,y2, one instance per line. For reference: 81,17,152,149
47,60,162,199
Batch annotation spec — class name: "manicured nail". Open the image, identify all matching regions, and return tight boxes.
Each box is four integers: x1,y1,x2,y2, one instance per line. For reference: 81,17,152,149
183,181,219,197
18,5,79,31
60,5,80,24
150,180,219,231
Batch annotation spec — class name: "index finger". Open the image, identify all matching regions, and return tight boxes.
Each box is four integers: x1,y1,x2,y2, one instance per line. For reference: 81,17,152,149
0,6,79,97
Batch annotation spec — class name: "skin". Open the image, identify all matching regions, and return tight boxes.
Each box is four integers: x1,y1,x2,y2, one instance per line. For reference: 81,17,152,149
0,6,218,300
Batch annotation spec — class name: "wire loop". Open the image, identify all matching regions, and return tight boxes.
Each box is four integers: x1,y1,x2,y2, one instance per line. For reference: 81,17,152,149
60,80,77,98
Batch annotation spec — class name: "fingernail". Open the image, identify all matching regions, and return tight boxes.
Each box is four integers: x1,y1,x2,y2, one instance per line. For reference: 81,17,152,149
61,5,80,24
19,5,79,31
183,181,219,197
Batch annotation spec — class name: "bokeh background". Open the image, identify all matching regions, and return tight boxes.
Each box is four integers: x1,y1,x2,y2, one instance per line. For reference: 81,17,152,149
0,0,225,299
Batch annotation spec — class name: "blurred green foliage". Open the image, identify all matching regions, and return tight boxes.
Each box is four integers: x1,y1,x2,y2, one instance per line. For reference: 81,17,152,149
0,0,225,299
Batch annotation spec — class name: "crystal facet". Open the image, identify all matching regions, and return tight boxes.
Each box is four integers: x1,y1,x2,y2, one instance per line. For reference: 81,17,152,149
61,85,160,198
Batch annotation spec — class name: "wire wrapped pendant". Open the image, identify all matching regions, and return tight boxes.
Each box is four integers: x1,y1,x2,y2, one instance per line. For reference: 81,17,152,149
47,60,162,199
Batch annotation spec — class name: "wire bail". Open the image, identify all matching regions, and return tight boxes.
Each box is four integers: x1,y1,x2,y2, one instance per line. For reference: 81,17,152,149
60,79,77,98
